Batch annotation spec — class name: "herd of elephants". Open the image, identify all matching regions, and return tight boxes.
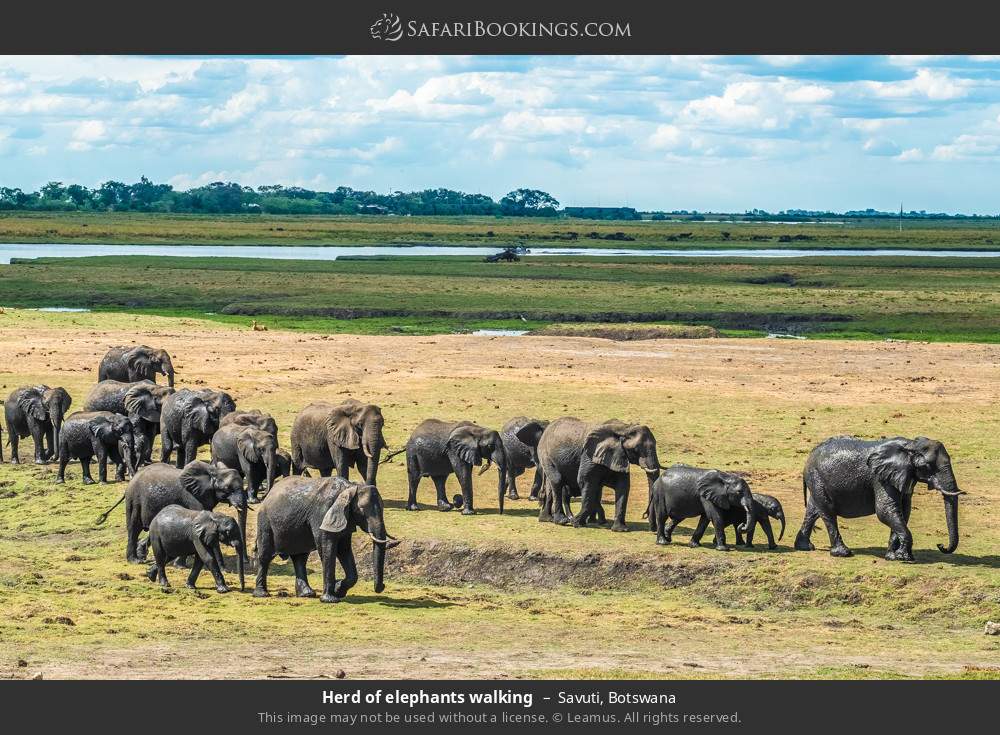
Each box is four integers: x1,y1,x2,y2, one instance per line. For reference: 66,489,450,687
0,343,964,603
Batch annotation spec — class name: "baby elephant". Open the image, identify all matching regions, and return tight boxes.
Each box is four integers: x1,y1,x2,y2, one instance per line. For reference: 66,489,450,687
708,493,786,550
57,411,138,484
145,505,245,592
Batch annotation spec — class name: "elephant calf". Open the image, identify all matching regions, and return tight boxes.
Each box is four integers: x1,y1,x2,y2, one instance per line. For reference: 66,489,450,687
648,464,756,550
211,423,279,503
500,416,547,501
706,492,785,550
83,379,175,466
57,411,138,485
145,505,244,593
4,384,72,464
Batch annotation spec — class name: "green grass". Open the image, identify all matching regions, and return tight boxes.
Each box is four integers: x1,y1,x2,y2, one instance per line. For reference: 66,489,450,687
3,253,1000,341
4,211,1000,250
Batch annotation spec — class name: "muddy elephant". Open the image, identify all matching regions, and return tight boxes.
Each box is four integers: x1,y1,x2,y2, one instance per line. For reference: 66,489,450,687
500,416,547,501
194,388,236,421
219,409,278,439
715,492,786,549
516,417,663,531
253,475,400,602
795,436,962,560
98,345,175,388
402,419,508,515
56,411,139,484
648,465,757,550
159,389,228,467
4,385,72,464
146,506,244,593
211,424,279,503
95,460,247,565
83,380,174,465
290,400,386,485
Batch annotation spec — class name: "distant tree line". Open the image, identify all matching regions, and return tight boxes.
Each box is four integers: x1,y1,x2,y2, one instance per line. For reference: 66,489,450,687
0,178,564,217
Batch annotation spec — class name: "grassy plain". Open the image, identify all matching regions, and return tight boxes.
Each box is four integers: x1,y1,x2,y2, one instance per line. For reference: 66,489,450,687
3,211,1000,249
0,310,998,679
3,254,1000,341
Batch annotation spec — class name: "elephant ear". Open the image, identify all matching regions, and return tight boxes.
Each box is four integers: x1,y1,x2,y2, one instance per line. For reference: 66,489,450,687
867,440,915,491
697,470,734,509
89,417,114,443
124,348,152,376
320,484,357,534
447,427,482,466
183,400,212,435
325,409,360,450
193,511,220,548
584,425,629,473
124,385,160,422
180,462,212,501
514,421,546,448
18,394,47,422
236,429,261,463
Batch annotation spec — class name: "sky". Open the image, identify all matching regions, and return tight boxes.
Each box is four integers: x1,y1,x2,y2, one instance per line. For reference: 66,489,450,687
2,55,1000,213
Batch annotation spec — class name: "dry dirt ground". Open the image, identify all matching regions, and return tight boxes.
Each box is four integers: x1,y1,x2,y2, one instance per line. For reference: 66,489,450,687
1,310,998,679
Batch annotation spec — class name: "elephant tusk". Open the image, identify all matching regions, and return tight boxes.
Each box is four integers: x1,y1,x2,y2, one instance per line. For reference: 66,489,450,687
936,487,965,496
365,531,401,548
478,459,492,476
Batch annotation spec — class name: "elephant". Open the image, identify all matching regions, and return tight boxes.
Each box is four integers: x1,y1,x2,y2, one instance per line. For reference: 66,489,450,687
56,411,138,485
211,424,279,503
290,399,386,486
83,380,175,465
794,436,962,561
159,389,224,468
499,416,548,501
219,409,278,439
275,448,293,479
98,345,175,388
145,505,244,593
195,388,236,421
402,419,508,515
647,465,757,550
4,385,72,464
94,460,247,565
715,493,786,550
254,475,400,602
516,417,663,531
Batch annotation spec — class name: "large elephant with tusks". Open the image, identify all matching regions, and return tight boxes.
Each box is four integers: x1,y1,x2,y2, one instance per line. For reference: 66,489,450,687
795,436,962,560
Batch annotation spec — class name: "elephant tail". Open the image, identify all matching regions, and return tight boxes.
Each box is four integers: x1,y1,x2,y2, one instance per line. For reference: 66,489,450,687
642,498,651,519
95,493,126,525
379,448,406,465
802,476,808,507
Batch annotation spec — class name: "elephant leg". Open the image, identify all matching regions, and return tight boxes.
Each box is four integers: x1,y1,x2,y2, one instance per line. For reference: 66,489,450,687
689,514,710,547
758,517,777,550
354,455,369,485
96,448,109,483
875,486,913,561
507,469,519,501
332,536,358,600
291,553,315,597
432,474,453,512
8,427,19,464
819,513,851,557
572,478,602,528
538,476,556,522
160,431,174,464
185,557,204,589
318,467,332,477
610,476,629,531
734,523,746,547
528,468,543,501
794,502,820,551
655,508,670,545
56,452,69,483
183,438,199,468
453,463,475,515
318,535,340,603
663,515,681,543
888,492,913,556
253,526,275,598
405,452,422,511
152,543,170,587
203,551,229,593
550,477,571,525
126,512,143,563
29,423,46,463
80,458,95,485
172,556,189,568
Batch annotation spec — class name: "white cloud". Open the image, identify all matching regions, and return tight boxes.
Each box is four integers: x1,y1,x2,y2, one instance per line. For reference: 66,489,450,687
866,69,969,101
68,119,108,151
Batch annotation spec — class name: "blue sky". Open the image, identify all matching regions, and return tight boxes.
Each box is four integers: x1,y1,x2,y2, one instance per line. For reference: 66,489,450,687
2,55,1000,212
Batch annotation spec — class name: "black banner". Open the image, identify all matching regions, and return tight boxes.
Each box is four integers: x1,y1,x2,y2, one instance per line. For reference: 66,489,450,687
0,680,994,732
4,0,1000,54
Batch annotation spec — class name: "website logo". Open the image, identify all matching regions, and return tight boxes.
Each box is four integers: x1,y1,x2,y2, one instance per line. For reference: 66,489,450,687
370,12,404,42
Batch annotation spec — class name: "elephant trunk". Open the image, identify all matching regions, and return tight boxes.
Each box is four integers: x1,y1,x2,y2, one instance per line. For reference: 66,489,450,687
237,505,249,565
740,494,756,535
776,510,786,541
365,443,382,486
264,450,276,493
494,446,508,515
366,515,398,594
362,421,382,460
938,483,960,554
163,362,175,388
233,539,245,591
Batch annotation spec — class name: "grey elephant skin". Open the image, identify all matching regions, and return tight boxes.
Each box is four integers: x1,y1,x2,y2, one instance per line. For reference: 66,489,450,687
57,411,138,485
648,465,757,550
212,423,279,503
254,475,400,602
517,417,662,531
403,418,508,515
500,416,548,501
716,493,785,549
220,409,278,439
95,460,246,564
159,388,235,467
4,385,72,464
98,345,175,388
291,399,386,485
83,379,174,465
145,505,244,592
795,436,962,560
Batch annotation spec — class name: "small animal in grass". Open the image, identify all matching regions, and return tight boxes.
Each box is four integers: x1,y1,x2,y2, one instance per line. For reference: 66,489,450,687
145,505,245,593
251,320,268,331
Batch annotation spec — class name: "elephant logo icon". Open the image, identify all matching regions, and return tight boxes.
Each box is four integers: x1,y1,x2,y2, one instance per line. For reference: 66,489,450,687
370,12,403,42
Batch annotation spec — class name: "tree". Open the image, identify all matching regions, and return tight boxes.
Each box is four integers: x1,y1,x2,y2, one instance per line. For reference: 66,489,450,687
499,188,560,216
40,181,67,202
